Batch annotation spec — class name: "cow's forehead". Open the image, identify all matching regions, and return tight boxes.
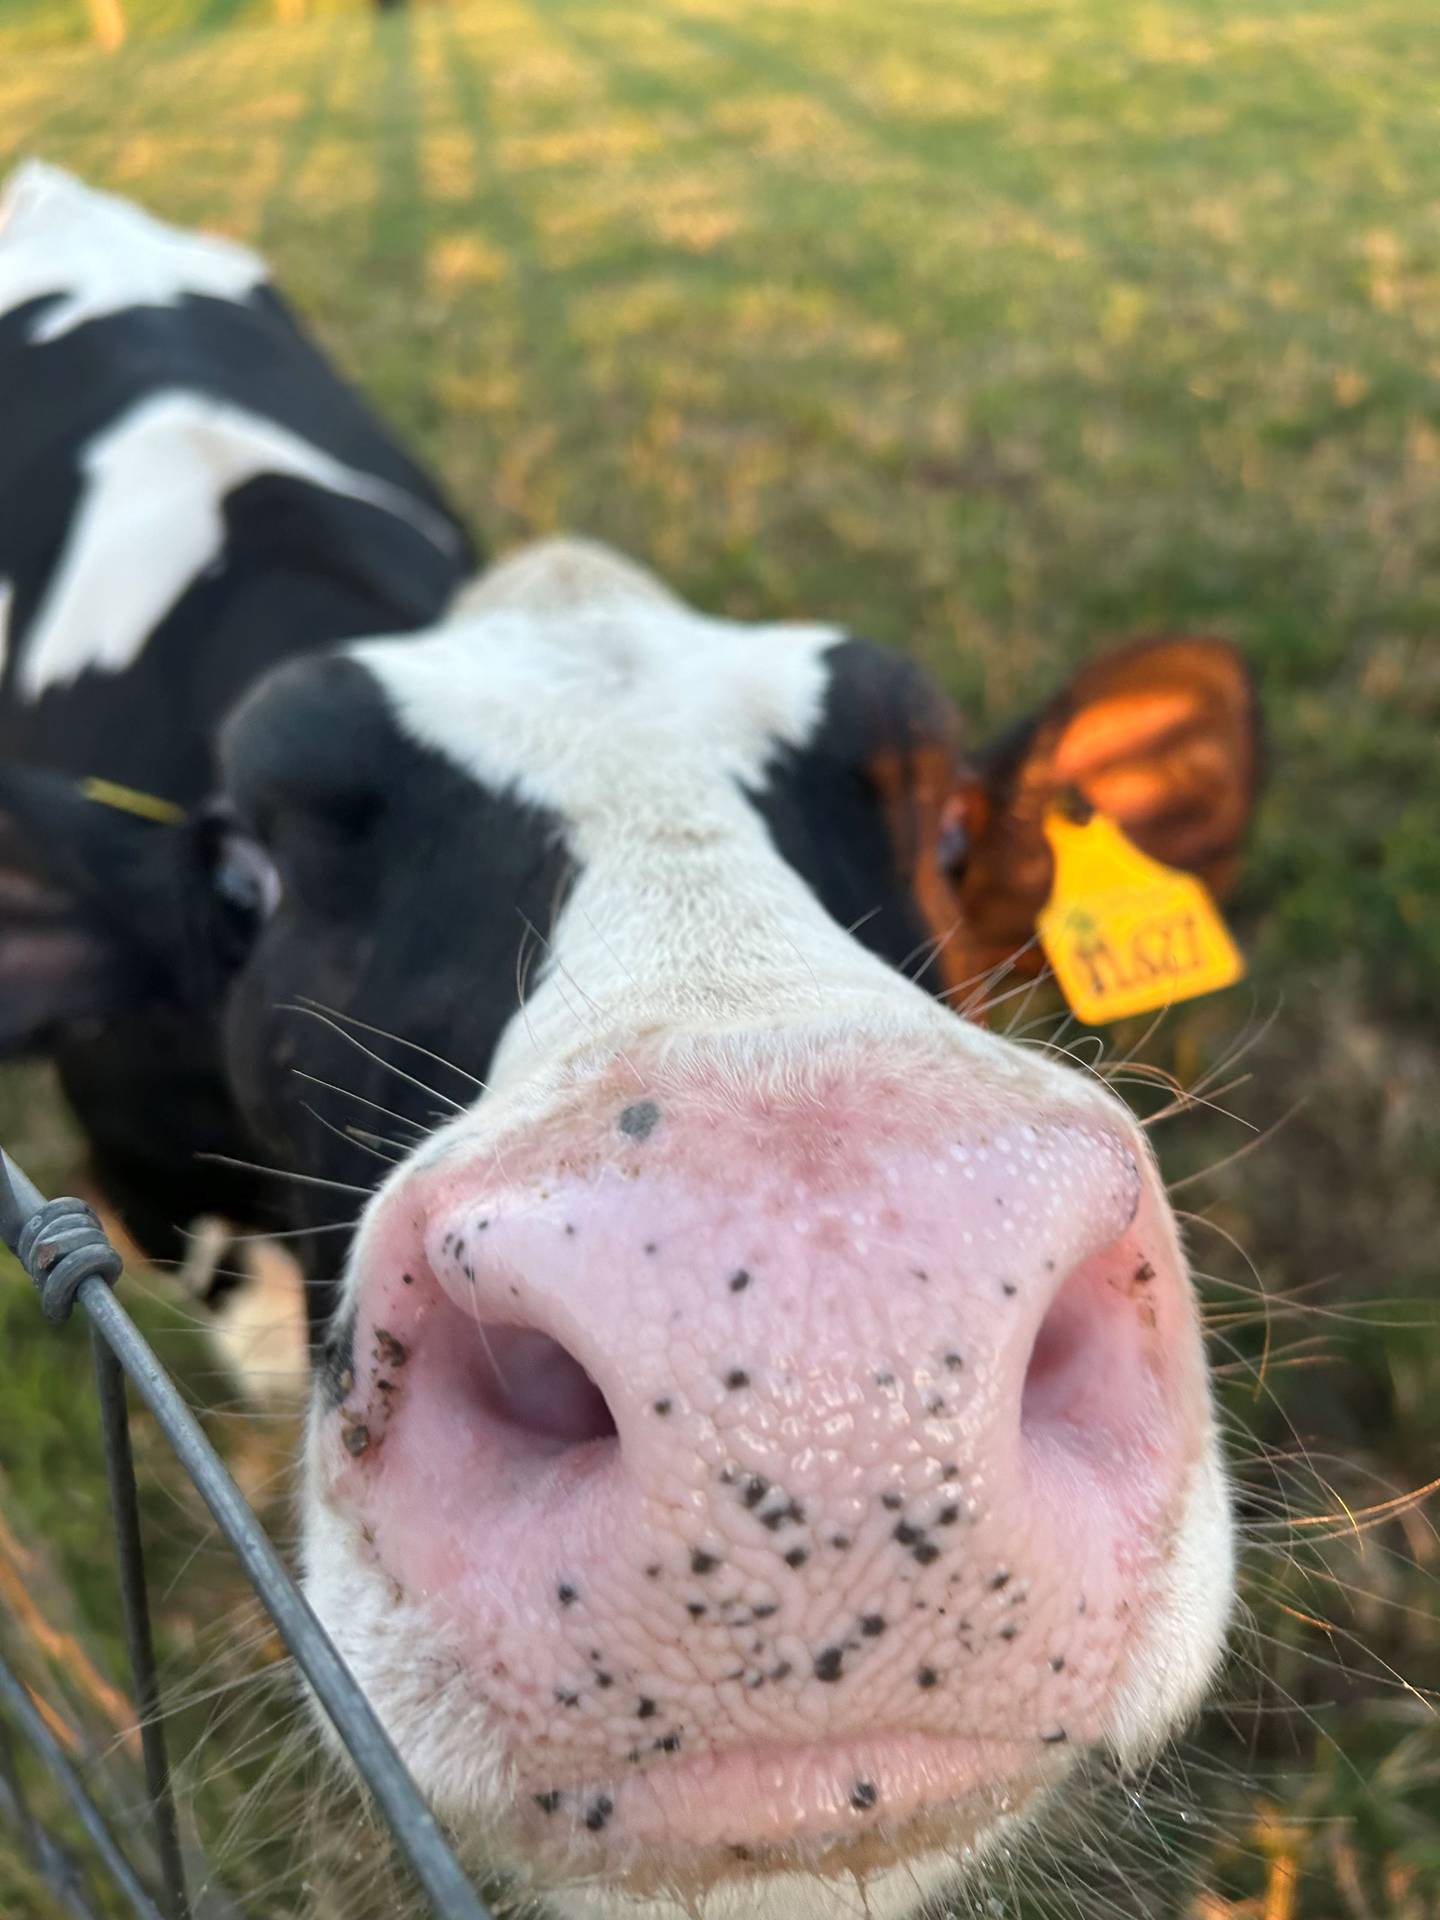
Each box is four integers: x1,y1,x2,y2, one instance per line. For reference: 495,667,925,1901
347,546,845,830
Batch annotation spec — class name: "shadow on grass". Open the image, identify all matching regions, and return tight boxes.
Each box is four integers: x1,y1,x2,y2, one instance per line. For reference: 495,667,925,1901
368,7,424,277
257,11,350,250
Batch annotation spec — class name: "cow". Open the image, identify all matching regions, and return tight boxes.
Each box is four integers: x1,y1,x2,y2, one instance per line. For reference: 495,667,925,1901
0,166,1262,1920
0,160,474,1265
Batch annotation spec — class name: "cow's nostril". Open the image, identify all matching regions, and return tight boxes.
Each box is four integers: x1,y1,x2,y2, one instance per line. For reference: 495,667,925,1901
477,1324,619,1447
1022,1280,1092,1430
1020,1250,1130,1464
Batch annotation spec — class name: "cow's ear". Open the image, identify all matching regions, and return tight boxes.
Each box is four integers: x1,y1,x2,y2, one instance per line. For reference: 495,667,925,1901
0,766,189,1056
954,637,1261,980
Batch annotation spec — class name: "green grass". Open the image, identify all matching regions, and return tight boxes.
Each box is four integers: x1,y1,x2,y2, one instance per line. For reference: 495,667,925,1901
2,0,1440,1913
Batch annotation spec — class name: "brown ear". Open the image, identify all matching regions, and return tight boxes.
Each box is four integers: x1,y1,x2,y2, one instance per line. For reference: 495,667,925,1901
954,637,1261,983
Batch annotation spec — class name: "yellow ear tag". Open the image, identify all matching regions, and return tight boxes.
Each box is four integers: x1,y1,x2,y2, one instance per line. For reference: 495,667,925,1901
1036,808,1244,1025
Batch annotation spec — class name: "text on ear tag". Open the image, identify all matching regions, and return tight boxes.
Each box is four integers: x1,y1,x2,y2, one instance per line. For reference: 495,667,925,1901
1036,809,1244,1025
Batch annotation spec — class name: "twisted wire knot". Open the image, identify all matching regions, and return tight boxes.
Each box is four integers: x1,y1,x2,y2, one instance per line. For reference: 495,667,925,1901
17,1198,124,1324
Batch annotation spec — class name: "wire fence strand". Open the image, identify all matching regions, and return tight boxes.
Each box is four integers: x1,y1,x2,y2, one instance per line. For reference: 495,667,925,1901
91,1325,192,1920
0,1148,493,1920
0,1689,109,1920
0,1642,168,1920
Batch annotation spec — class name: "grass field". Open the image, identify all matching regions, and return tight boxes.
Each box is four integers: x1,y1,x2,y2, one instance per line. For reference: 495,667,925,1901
2,0,1439,1914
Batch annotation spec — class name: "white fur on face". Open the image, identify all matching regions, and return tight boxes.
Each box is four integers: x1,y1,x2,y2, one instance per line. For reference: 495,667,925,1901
549,1848,974,1920
299,539,1235,1920
355,540,956,1093
15,391,458,702
0,161,265,342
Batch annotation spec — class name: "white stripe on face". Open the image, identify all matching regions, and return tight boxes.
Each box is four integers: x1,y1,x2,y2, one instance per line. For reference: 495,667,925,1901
351,543,881,1089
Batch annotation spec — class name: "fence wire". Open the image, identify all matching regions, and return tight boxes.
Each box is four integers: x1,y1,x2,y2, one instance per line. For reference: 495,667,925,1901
0,1147,493,1920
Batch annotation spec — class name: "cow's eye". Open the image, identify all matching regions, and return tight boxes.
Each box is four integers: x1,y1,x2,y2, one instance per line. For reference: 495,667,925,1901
937,808,970,880
199,814,281,958
937,793,974,883
216,828,281,921
937,782,989,888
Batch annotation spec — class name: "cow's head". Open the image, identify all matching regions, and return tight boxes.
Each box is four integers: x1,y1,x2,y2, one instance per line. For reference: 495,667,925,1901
4,536,1260,1917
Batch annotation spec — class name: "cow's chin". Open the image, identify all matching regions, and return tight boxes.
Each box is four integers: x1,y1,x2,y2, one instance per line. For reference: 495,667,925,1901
300,1505,1045,1916
525,1777,1046,1920
302,1447,1233,1920
493,1738,1062,1907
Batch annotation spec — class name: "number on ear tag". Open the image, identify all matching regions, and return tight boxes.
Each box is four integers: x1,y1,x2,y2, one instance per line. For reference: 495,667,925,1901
1036,809,1244,1026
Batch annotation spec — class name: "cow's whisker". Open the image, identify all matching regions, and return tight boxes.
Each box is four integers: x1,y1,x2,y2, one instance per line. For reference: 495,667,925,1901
196,1151,372,1197
293,994,486,1091
293,1066,433,1136
284,1001,468,1114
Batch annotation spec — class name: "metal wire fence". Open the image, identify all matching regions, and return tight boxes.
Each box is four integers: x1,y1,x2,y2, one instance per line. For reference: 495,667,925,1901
0,1146,493,1920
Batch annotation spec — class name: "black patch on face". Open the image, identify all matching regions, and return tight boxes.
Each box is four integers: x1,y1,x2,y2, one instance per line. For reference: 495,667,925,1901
618,1099,660,1139
743,637,962,995
217,653,576,1340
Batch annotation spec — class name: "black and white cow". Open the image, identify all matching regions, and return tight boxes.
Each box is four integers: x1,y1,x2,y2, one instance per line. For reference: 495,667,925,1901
0,167,1263,1920
0,161,473,1261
